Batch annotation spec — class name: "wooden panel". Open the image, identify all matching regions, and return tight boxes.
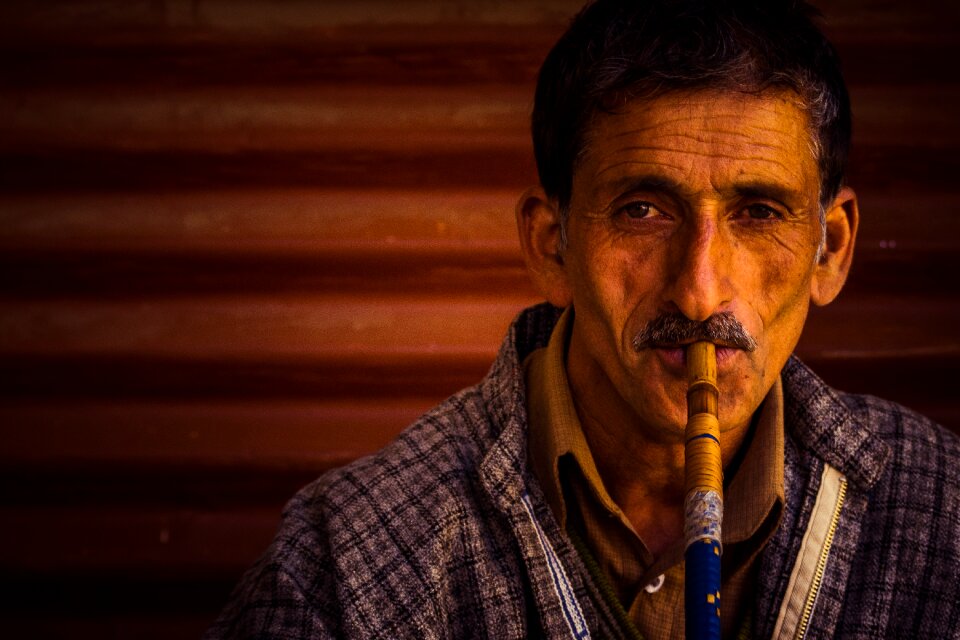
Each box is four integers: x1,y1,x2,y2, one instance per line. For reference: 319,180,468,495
1,0,959,635
1,400,433,467
0,296,529,357
0,189,521,252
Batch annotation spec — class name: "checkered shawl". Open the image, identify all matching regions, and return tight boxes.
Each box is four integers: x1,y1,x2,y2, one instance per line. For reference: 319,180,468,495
206,303,960,639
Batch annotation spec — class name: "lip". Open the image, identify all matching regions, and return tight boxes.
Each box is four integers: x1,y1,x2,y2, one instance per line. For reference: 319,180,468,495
651,344,741,374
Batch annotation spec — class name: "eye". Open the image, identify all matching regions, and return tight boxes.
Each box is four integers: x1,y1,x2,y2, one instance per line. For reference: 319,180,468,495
742,204,783,220
616,201,661,220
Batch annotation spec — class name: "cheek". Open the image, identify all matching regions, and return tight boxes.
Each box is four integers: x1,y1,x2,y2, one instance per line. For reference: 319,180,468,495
750,248,817,366
568,231,656,348
759,255,799,311
740,232,818,325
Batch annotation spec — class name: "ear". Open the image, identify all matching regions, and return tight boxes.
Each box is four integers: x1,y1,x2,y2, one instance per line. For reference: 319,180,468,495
810,186,859,306
515,186,573,308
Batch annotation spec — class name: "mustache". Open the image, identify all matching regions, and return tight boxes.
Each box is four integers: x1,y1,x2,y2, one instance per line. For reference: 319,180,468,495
631,312,758,352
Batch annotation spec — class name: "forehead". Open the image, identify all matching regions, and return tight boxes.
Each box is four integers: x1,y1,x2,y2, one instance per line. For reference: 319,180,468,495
575,89,818,203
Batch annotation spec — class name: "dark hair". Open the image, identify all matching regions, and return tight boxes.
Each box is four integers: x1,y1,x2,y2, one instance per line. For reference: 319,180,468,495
532,0,851,219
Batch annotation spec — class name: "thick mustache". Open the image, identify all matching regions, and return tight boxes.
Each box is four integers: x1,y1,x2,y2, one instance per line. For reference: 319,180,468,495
632,312,758,352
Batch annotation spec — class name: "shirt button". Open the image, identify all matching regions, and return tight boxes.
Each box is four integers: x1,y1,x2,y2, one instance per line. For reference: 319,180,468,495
644,574,665,593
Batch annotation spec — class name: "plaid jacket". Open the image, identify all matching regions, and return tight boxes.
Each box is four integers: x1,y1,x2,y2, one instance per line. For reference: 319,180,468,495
207,304,960,639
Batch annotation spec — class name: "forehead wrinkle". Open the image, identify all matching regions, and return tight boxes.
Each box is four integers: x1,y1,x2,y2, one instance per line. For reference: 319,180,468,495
596,100,811,155
591,122,811,167
595,110,756,138
602,123,665,141
630,131,794,154
582,92,818,203
591,157,695,183
598,114,733,141
593,147,804,183
601,100,801,131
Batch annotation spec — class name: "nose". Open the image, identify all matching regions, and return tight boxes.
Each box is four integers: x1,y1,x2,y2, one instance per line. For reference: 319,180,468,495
663,215,733,322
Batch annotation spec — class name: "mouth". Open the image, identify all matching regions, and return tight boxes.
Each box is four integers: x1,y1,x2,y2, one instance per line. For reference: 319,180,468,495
650,343,742,372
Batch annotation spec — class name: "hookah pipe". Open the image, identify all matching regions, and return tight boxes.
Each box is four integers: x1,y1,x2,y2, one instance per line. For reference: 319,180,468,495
684,341,723,639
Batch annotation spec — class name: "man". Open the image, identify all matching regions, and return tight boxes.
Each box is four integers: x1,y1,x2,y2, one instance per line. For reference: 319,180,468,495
207,1,960,638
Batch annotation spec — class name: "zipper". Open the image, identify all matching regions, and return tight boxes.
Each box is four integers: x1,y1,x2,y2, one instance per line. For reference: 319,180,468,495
794,475,848,640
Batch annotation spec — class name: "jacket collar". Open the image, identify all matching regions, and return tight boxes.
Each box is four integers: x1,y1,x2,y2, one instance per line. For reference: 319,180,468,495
478,303,562,509
781,356,890,490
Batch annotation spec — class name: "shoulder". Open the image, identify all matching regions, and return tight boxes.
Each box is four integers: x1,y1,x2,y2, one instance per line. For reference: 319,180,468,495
279,360,542,632
780,356,960,563
299,382,503,541
781,356,960,489
211,384,519,638
835,391,960,544
207,303,563,638
837,391,960,486
776,361,960,636
831,392,960,633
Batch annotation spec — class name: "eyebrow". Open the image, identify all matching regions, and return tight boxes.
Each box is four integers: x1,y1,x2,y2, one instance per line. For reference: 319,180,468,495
602,174,686,199
732,180,803,206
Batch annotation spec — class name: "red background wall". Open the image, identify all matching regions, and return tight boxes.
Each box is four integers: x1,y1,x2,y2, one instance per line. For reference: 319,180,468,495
1,1,958,636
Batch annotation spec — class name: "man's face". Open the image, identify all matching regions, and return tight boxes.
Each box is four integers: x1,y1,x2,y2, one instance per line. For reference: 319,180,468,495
562,89,824,436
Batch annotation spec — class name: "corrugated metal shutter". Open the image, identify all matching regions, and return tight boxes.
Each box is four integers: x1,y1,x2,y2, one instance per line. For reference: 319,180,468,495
1,1,957,635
